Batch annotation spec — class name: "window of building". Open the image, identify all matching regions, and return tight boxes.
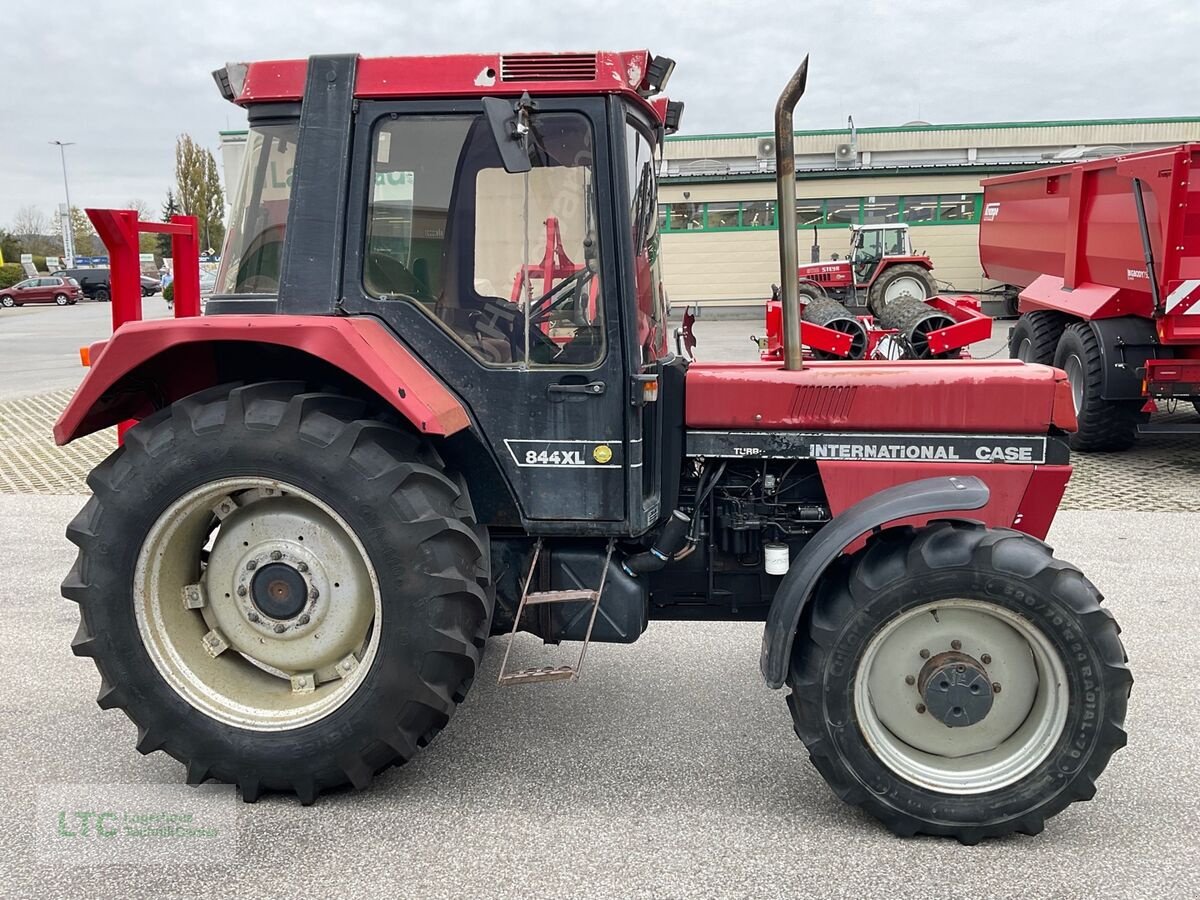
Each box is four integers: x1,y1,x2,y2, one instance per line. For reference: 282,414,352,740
938,194,975,222
796,199,824,227
742,200,775,228
825,198,861,226
861,195,900,225
668,202,704,230
706,202,740,229
901,194,938,223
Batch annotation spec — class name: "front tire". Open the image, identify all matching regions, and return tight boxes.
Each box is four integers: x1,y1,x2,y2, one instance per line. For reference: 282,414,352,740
64,382,492,803
787,522,1130,843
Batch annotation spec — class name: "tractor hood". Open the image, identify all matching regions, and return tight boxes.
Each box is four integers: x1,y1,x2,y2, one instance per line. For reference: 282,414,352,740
685,359,1076,435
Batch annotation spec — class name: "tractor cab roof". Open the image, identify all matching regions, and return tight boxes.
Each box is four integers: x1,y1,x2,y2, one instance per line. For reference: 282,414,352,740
213,50,679,129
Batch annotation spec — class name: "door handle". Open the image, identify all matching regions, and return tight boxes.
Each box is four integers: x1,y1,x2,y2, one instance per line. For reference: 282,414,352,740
547,380,606,397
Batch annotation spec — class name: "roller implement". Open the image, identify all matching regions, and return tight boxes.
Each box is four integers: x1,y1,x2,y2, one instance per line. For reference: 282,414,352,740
58,52,1129,843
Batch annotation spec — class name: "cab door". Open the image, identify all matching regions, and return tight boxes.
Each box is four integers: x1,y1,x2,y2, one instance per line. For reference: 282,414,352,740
340,98,633,532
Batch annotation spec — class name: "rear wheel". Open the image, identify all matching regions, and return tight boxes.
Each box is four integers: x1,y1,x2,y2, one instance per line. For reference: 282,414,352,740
95,288,110,302
1009,311,1067,365
0,296,13,308
64,382,492,803
787,522,1130,843
1054,323,1143,451
866,263,938,318
54,293,69,306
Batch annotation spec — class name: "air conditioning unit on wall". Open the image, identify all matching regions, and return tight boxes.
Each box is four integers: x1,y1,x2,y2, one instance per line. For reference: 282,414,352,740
757,138,776,159
834,143,855,166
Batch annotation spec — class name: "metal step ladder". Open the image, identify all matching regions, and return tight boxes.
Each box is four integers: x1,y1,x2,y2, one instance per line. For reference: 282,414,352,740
497,538,615,686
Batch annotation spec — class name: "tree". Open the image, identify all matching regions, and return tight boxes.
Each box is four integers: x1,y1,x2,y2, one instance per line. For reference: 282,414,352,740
175,135,226,256
11,205,48,237
159,190,181,258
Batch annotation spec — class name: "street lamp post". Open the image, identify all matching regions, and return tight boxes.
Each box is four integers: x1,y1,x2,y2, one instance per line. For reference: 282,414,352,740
50,140,76,265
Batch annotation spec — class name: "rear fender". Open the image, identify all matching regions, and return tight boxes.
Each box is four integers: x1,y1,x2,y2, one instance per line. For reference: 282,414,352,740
54,315,471,444
759,475,989,689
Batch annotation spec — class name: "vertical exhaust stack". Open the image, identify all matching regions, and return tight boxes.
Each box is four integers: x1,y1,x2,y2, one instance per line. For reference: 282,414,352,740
774,57,810,370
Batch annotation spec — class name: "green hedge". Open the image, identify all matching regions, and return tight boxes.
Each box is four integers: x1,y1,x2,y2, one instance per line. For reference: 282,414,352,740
0,263,24,289
163,282,174,303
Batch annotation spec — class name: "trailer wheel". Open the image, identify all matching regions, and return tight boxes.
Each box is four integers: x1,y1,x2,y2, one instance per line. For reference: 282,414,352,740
64,382,492,803
1054,323,1143,451
866,263,937,318
786,522,1130,843
1009,311,1067,365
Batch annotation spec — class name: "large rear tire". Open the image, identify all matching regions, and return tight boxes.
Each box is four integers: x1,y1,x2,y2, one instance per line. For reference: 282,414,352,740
787,522,1130,843
64,381,492,803
1009,311,1067,365
866,263,938,318
1054,323,1143,451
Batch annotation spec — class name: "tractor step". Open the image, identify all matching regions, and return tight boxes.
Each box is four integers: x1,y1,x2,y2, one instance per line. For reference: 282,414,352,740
524,589,598,605
498,665,577,685
1138,422,1200,434
497,538,615,687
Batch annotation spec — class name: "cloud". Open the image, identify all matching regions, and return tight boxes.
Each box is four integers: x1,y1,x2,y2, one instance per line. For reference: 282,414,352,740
3,0,1197,226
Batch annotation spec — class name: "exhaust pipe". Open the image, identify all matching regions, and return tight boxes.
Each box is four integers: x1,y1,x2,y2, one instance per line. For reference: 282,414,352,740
774,56,810,371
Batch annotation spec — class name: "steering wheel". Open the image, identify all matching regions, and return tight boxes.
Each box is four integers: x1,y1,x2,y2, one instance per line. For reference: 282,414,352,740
525,268,595,328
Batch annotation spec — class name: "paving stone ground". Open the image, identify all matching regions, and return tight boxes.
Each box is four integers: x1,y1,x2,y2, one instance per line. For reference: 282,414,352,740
4,388,1199,509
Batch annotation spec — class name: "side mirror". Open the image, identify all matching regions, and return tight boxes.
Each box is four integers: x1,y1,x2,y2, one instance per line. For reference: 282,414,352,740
482,95,532,174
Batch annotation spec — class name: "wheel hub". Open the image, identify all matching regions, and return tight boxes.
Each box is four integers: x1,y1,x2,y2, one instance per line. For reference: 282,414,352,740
918,651,993,727
251,563,309,620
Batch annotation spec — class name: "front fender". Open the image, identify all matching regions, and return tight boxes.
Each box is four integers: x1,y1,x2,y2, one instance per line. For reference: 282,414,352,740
54,315,471,444
759,475,989,689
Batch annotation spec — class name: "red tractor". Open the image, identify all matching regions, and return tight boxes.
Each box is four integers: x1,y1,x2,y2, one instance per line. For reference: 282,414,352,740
57,52,1129,843
983,143,1200,450
796,222,939,317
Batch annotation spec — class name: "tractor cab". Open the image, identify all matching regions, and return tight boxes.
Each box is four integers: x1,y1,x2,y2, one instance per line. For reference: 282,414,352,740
849,223,914,282
209,52,684,535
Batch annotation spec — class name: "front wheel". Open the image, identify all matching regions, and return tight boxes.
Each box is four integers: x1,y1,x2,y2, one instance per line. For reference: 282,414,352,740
787,522,1130,843
64,382,493,803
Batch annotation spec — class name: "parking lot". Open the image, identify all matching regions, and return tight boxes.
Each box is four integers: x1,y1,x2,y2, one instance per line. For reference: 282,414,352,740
1,301,1198,898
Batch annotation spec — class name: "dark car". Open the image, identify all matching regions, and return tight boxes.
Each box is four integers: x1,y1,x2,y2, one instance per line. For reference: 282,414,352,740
0,275,82,307
54,268,112,301
54,268,161,299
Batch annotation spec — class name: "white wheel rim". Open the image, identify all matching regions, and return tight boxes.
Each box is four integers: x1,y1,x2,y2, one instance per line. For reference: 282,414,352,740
1065,354,1085,414
134,477,382,731
853,599,1069,794
883,276,927,304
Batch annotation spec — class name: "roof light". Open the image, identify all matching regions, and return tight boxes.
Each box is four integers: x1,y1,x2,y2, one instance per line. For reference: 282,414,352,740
211,63,248,103
645,55,676,95
664,100,685,134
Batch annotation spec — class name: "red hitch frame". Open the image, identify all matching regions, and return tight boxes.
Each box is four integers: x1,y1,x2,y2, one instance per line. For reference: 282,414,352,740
84,208,203,438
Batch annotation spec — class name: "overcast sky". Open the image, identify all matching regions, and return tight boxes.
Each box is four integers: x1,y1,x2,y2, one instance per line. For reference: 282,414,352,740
3,0,1198,229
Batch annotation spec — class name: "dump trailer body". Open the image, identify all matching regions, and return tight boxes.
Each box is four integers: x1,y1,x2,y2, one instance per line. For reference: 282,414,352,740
979,143,1200,332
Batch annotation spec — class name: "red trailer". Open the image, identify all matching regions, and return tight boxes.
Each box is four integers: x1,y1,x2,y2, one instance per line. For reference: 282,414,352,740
981,143,1200,450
